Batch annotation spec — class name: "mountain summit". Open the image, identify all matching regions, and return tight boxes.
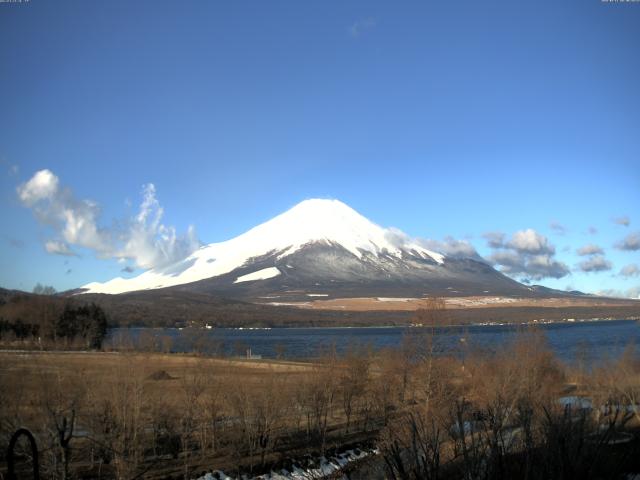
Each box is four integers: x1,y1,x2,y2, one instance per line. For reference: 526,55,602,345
81,198,529,298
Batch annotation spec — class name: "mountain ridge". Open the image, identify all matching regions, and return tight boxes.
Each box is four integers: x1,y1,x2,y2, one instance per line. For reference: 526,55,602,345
81,199,446,295
78,199,572,301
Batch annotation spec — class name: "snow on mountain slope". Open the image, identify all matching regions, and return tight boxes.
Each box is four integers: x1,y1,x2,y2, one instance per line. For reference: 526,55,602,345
81,199,445,295
234,267,281,284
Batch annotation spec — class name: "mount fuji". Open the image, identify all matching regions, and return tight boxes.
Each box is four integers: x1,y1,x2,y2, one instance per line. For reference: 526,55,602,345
80,199,533,300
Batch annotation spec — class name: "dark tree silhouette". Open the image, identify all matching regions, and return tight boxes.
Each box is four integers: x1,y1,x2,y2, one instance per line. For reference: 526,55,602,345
56,303,108,348
33,283,57,296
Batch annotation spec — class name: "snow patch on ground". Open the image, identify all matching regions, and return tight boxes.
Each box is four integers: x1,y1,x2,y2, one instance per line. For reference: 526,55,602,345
447,296,519,306
267,302,311,307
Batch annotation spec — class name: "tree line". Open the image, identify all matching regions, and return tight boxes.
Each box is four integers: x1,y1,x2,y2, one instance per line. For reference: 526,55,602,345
0,292,108,349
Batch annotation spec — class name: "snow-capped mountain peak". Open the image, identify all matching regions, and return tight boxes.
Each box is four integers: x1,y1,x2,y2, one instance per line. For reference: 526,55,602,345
81,198,444,294
234,198,441,260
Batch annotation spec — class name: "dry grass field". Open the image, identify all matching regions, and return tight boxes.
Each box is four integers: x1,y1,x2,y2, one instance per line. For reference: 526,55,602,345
0,350,384,479
2,328,640,480
263,295,640,312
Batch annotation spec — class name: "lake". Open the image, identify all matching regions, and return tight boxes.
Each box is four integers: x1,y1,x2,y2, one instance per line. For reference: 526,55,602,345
107,319,640,364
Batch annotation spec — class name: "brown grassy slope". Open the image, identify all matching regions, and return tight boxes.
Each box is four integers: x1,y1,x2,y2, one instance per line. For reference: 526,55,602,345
86,293,640,327
2,287,639,328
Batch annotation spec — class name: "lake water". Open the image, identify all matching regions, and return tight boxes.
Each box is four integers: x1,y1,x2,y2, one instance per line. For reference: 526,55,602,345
107,319,640,364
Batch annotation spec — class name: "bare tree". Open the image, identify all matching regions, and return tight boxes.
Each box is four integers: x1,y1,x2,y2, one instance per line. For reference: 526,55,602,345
37,368,86,480
339,346,369,434
33,283,57,296
305,352,338,453
381,406,446,480
610,344,640,424
160,334,174,354
199,373,224,456
87,356,147,480
274,343,287,360
226,368,290,471
178,371,205,479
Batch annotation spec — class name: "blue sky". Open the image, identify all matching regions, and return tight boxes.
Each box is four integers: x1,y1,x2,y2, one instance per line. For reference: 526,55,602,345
0,0,638,296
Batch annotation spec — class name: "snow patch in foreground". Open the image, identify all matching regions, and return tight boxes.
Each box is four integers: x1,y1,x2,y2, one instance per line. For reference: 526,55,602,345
234,267,281,284
195,448,375,480
376,297,416,302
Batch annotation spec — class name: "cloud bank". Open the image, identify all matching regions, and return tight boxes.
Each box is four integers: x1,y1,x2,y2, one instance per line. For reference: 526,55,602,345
419,236,482,260
17,169,200,270
595,286,640,300
484,228,569,281
384,228,481,260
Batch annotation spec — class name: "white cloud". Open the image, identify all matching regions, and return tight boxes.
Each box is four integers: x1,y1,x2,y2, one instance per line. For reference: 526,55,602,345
489,250,523,268
44,240,77,257
576,244,604,256
507,228,555,255
487,228,569,281
18,169,201,270
482,231,505,249
620,263,640,278
549,221,566,235
384,227,410,247
489,252,569,281
17,169,59,205
384,228,480,260
118,184,200,269
349,17,377,37
577,255,612,273
613,216,630,227
594,286,640,299
616,232,640,251
419,236,480,259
